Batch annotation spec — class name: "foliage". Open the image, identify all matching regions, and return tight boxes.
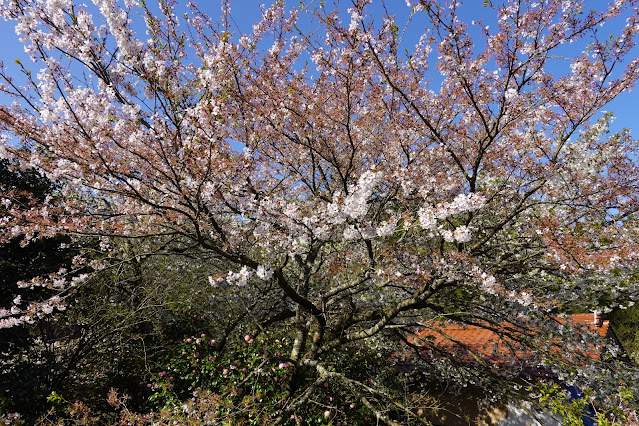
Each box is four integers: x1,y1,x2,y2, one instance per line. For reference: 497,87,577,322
535,381,638,426
145,332,410,424
0,233,245,421
148,333,290,411
36,333,405,425
610,304,639,363
0,159,75,420
1,0,639,423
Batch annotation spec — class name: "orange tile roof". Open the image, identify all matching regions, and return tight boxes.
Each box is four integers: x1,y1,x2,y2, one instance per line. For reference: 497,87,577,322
568,313,610,337
408,313,612,363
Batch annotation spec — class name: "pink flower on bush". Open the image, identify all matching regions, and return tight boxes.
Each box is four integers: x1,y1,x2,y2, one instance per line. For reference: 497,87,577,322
244,335,254,343
158,371,166,378
194,352,199,358
186,338,192,343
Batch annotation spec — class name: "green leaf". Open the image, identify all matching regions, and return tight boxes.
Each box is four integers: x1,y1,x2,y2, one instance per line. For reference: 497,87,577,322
46,391,63,404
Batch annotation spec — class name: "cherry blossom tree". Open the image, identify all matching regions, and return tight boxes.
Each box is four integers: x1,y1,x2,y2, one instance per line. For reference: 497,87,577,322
1,0,639,422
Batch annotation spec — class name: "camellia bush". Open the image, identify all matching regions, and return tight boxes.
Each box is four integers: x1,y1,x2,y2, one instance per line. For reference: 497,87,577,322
2,0,639,423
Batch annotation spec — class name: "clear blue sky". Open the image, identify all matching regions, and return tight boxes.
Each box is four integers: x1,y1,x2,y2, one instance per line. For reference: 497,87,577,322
0,0,636,136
